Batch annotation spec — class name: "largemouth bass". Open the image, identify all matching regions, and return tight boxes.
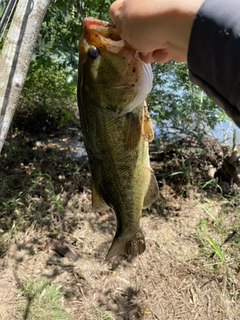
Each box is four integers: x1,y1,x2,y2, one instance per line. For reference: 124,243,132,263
77,17,159,260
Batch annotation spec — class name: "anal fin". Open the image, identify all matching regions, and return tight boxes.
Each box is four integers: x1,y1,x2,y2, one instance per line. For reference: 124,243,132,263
143,171,159,208
92,181,108,211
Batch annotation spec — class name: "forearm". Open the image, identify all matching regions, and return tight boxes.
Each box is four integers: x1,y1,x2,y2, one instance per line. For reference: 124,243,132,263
188,0,240,127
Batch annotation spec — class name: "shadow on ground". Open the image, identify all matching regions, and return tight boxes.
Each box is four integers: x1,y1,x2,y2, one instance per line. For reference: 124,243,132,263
1,116,240,319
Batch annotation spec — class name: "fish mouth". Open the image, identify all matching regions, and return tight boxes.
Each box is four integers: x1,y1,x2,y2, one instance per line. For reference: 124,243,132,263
83,17,122,42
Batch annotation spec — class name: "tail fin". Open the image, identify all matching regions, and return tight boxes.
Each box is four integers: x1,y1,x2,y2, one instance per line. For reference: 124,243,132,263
105,229,146,261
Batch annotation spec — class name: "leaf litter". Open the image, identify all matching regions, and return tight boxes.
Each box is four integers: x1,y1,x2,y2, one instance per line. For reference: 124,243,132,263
0,115,240,319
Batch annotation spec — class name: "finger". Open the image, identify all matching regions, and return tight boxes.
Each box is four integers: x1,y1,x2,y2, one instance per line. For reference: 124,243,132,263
152,49,172,63
109,0,124,23
138,52,155,64
139,50,171,64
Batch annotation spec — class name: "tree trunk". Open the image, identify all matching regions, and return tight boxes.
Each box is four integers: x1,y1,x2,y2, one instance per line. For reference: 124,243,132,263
0,0,51,153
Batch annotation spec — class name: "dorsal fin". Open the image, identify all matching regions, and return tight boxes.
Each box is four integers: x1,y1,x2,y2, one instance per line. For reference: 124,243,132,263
125,107,143,151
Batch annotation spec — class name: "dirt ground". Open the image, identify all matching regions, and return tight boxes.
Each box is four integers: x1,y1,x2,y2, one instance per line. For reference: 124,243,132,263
0,113,240,319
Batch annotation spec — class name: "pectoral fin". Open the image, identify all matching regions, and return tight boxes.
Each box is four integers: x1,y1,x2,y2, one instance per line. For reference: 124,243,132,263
92,182,108,211
143,101,154,142
125,108,143,151
143,170,159,208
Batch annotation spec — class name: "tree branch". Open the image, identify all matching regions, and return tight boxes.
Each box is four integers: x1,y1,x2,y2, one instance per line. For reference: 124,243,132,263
0,0,51,153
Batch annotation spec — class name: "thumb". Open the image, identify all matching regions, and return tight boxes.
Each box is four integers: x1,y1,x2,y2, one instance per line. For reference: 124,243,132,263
139,50,171,64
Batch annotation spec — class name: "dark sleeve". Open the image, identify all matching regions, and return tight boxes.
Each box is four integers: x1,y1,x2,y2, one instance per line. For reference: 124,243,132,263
187,0,240,127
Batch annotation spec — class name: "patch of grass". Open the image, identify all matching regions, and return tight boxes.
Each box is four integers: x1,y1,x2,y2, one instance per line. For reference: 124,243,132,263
195,200,240,270
30,171,64,212
0,167,65,234
98,311,116,320
17,278,70,320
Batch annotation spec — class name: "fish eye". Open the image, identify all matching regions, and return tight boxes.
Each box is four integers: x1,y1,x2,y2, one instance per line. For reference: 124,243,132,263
88,46,99,59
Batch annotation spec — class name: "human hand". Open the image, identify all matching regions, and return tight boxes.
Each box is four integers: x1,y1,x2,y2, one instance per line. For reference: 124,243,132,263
110,0,204,63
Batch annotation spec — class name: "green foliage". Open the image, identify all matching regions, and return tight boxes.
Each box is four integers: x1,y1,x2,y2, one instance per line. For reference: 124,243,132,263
19,0,114,128
32,0,113,78
20,59,76,109
0,1,6,15
19,1,82,126
0,0,16,46
34,1,81,76
18,59,77,130
148,61,227,138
